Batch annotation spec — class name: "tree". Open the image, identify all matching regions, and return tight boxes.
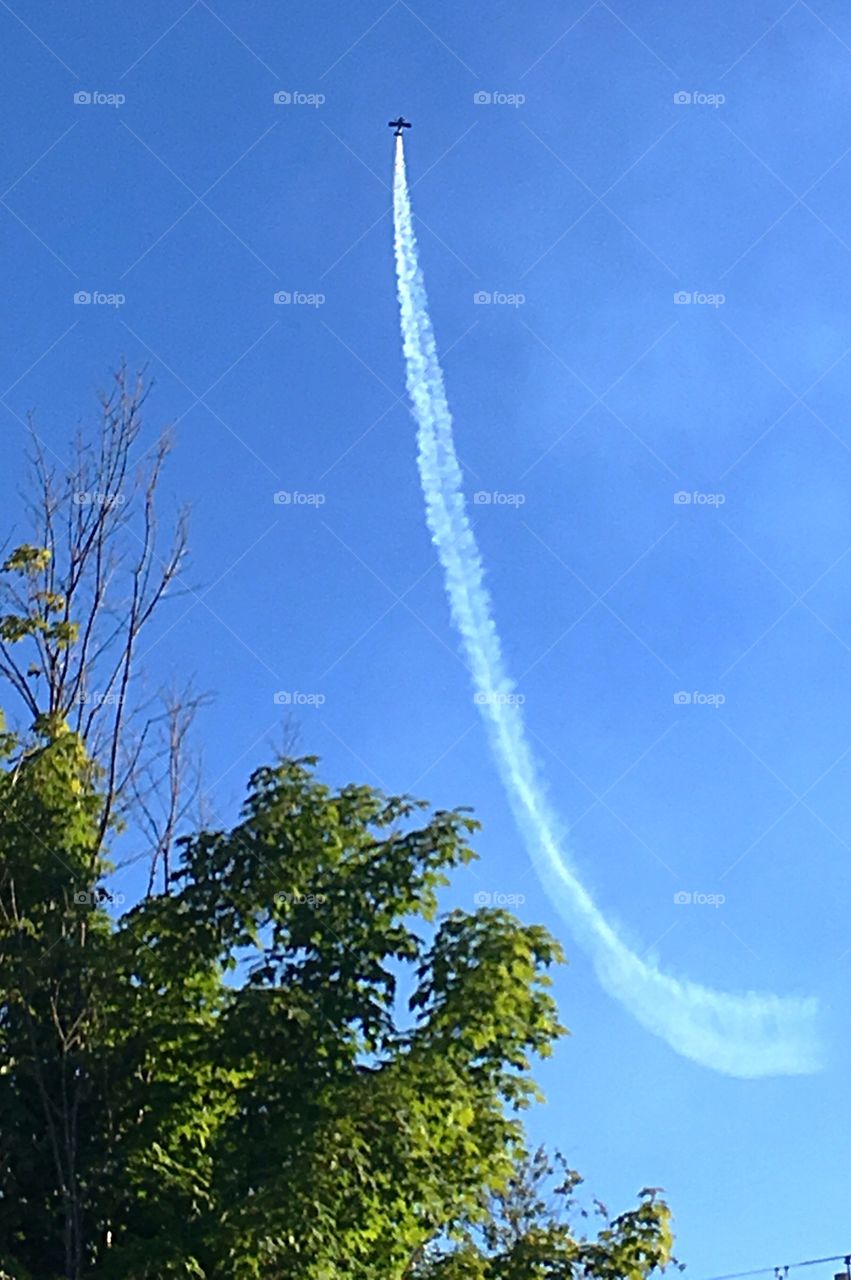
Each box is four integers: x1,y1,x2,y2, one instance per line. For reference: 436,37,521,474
411,1148,676,1279
0,738,675,1279
0,380,678,1278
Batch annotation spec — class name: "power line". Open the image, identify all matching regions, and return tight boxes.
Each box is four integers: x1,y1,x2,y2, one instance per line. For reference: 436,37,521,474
701,1255,851,1280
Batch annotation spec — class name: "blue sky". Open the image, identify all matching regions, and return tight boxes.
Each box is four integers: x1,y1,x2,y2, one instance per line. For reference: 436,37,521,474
1,0,850,1272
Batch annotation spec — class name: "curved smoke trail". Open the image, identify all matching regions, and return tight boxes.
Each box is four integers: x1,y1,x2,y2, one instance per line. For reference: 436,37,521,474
392,136,821,1078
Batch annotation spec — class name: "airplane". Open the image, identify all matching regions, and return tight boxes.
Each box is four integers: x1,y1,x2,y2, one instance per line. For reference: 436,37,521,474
388,116,412,136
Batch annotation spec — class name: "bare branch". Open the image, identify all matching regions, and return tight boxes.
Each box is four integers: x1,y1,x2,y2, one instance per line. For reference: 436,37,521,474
0,366,199,888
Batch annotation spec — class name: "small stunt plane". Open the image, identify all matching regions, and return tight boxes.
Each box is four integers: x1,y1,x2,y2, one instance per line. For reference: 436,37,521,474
388,116,412,136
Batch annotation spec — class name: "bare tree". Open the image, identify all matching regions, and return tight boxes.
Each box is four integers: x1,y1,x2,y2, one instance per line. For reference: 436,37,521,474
0,363,200,889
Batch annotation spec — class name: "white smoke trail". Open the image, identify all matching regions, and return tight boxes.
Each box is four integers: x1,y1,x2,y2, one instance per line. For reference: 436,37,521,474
392,136,821,1078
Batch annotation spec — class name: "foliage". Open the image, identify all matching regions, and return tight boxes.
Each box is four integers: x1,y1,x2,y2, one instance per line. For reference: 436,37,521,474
0,739,675,1279
413,1148,677,1279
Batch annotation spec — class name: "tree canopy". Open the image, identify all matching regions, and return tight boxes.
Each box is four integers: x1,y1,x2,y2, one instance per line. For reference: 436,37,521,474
0,732,674,1278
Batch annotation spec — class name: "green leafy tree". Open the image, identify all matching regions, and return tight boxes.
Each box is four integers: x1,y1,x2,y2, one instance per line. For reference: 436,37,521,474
0,737,676,1280
412,1148,676,1280
0,379,678,1279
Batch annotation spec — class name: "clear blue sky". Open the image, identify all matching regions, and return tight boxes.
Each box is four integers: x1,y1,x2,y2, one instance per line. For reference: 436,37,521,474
1,0,850,1272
